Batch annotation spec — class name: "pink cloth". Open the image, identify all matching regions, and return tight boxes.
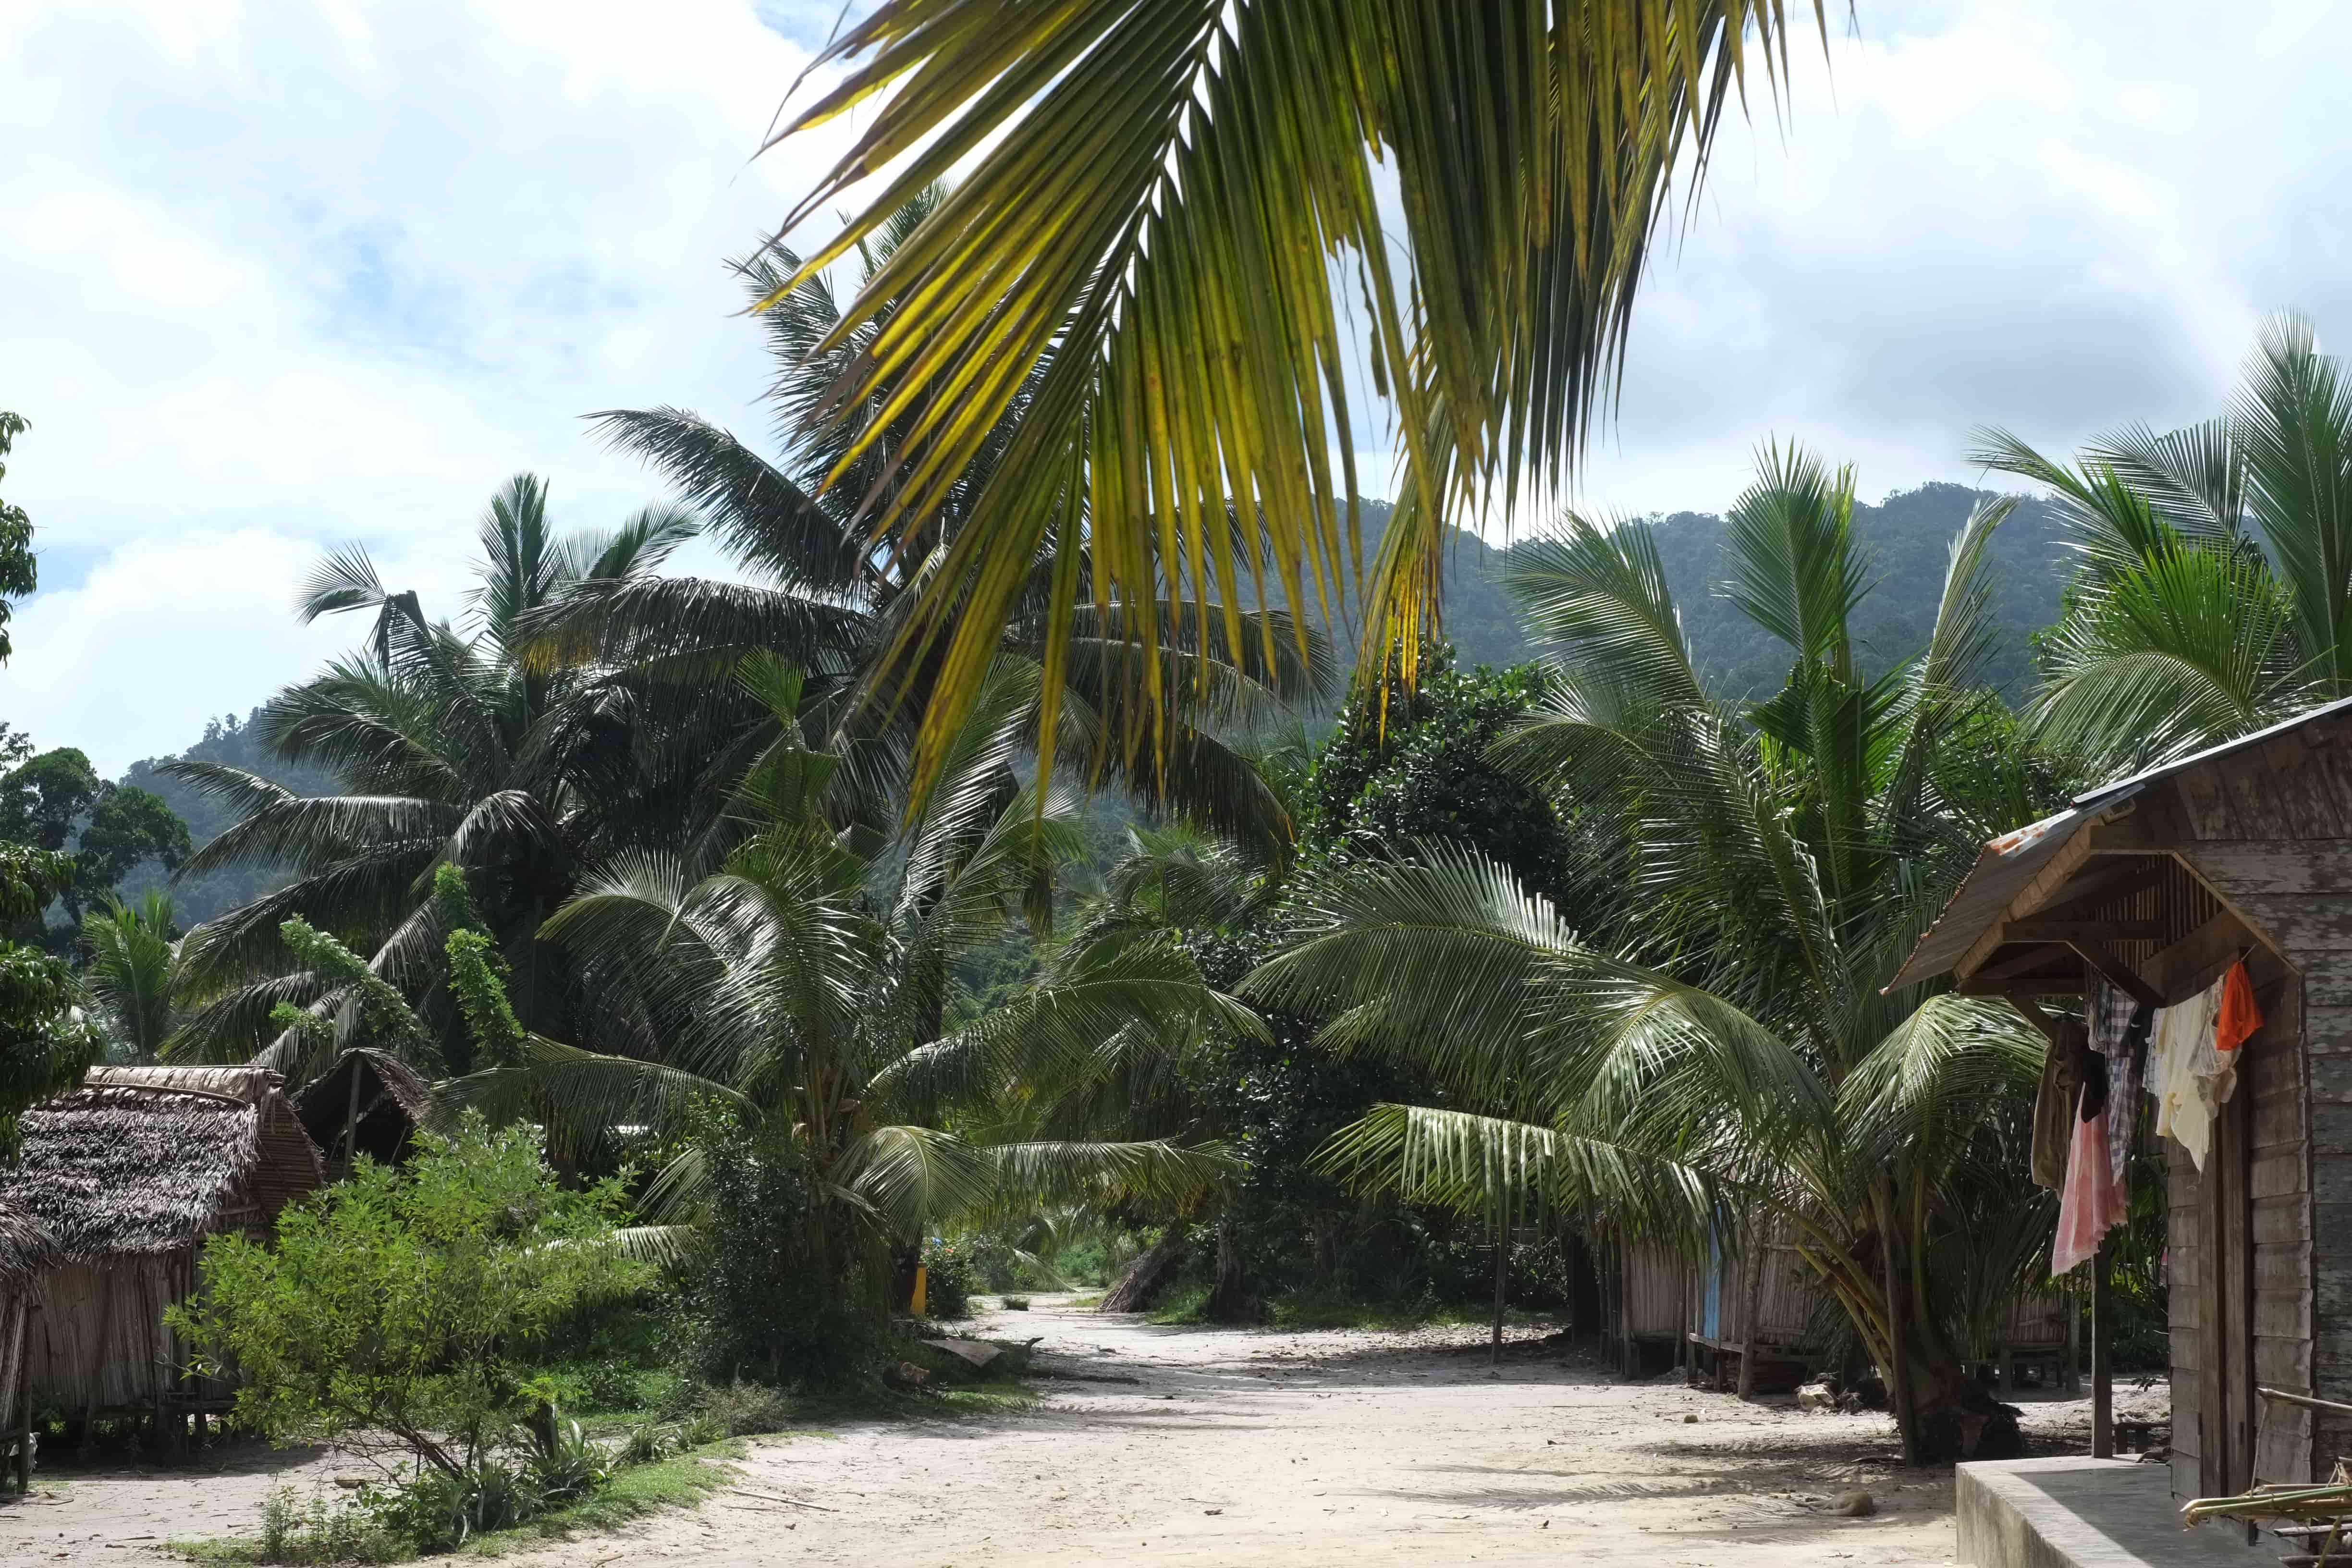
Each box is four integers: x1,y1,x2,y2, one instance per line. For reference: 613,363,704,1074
2052,1106,2127,1274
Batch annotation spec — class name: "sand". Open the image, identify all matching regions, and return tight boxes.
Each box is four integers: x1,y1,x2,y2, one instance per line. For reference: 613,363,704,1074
0,1294,2168,1566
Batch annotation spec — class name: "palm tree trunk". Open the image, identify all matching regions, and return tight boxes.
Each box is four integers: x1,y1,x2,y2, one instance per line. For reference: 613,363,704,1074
1204,1218,1257,1323
1100,1225,1190,1313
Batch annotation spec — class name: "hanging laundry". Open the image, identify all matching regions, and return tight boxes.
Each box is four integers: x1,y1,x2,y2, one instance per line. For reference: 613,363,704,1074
2088,976,2152,1186
2052,1101,2127,1275
2201,959,2258,1104
2148,977,2223,1170
2030,1024,2083,1190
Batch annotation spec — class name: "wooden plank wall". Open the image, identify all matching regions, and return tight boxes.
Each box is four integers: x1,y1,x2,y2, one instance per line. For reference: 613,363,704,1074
2168,1139,2205,1498
2139,725,2347,1484
1623,1245,1688,1337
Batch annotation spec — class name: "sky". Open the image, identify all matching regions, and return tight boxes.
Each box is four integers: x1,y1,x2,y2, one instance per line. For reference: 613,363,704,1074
1,0,2347,775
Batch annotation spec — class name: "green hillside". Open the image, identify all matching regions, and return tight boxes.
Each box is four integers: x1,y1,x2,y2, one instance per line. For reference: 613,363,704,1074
1335,484,2070,699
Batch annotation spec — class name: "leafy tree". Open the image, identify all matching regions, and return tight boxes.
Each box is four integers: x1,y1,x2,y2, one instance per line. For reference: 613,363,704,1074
0,412,33,666
0,845,96,1158
170,1118,649,1481
160,476,697,1074
0,747,191,931
1248,445,2062,1462
80,891,186,1061
1976,312,2352,770
753,3,1819,814
452,656,1243,1363
572,187,1327,865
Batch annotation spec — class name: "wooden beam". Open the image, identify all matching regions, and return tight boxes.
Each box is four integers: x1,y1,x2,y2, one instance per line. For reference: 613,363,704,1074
1957,977,2088,996
2009,998,2067,1047
2069,941,2163,1011
1977,943,2072,982
2008,919,2169,942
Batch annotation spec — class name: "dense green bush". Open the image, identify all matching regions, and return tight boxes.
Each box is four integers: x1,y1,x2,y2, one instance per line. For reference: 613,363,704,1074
920,1236,978,1319
670,1115,884,1387
172,1117,649,1483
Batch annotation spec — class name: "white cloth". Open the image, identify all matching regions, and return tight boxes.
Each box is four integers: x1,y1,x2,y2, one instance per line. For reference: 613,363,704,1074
2148,977,2225,1170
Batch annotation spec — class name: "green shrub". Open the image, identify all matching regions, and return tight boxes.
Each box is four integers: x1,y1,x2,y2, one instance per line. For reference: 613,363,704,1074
920,1237,977,1319
252,1486,402,1565
170,1117,649,1486
673,1116,884,1386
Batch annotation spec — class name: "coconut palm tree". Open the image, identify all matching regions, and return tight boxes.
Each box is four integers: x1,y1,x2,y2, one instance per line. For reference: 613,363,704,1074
160,476,700,1077
79,891,186,1061
1243,445,2061,1462
752,1,1821,813
1973,312,2352,772
558,186,1329,864
453,653,1250,1288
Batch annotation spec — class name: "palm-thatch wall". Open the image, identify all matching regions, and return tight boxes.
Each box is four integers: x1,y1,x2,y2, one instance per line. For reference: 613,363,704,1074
293,1049,432,1171
0,1066,323,1419
0,1202,61,1459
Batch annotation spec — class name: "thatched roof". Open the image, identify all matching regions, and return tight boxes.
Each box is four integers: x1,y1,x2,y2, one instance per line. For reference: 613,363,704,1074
0,1201,61,1286
0,1066,326,1262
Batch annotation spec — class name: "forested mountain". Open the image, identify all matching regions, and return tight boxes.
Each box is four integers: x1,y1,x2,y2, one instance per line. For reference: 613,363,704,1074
113,483,2070,923
1337,483,2070,699
115,710,334,928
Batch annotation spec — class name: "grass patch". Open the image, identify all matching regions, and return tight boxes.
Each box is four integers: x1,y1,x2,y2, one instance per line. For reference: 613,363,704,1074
461,1444,736,1555
168,1446,740,1565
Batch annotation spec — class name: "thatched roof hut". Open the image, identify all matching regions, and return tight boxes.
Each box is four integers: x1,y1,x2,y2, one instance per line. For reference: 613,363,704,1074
293,1049,433,1171
0,1066,323,1421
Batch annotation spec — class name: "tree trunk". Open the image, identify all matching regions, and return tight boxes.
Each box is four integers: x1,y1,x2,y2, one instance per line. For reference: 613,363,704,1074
1310,1212,1340,1283
1204,1219,1260,1323
1736,1241,1765,1400
1100,1225,1190,1313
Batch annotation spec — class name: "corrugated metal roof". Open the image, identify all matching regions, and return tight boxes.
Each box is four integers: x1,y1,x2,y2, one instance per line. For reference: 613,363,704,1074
1888,695,2352,991
2069,693,2352,809
1884,799,2113,992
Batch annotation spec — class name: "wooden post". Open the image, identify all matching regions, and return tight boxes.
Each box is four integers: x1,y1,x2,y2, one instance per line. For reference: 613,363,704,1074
2092,1237,2114,1458
1879,1187,1920,1467
1737,1243,1764,1400
2066,1290,2082,1394
1490,1224,1507,1366
341,1059,363,1178
9,1304,28,1493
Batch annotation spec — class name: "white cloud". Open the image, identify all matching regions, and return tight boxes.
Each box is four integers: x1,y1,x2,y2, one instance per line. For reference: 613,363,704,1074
0,0,853,772
1564,0,2344,519
9,0,2352,772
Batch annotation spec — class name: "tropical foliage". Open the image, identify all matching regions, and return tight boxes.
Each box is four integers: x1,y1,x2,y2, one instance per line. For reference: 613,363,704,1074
758,1,1821,813
1977,312,2352,771
158,475,699,1074
1245,445,2067,1460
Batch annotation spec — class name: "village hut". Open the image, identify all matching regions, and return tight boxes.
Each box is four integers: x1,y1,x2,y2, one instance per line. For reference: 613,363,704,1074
293,1048,433,1173
0,1201,61,1487
1890,698,2352,1545
0,1066,324,1437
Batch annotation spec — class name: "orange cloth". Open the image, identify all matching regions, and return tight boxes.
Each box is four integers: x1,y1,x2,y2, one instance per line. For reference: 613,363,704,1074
2216,961,2262,1055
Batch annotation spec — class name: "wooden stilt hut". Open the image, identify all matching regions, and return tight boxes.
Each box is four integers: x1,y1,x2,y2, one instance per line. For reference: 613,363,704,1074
0,1066,323,1437
1888,698,2352,1501
0,1203,61,1487
293,1048,432,1173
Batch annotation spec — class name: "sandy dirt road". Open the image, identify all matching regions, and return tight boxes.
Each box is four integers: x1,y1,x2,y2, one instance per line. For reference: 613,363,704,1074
2,1295,2158,1566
